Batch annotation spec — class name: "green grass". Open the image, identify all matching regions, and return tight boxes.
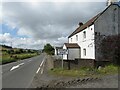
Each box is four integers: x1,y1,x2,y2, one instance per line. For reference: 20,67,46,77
1,53,38,64
96,64,118,75
49,65,118,77
0,45,40,64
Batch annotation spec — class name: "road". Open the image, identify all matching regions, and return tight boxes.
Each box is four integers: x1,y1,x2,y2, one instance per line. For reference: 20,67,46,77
2,54,45,88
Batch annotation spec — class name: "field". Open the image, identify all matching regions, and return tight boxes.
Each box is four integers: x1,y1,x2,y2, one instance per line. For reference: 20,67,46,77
0,45,40,64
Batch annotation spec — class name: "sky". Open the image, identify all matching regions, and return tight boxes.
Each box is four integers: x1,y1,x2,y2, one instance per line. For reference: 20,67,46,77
0,0,112,50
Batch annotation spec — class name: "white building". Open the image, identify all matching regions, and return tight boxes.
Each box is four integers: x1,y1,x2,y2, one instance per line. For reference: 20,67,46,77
63,3,120,60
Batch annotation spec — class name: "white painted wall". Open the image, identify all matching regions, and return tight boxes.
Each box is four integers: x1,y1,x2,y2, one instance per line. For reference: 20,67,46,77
68,24,95,59
63,44,67,60
68,48,80,60
54,48,57,55
54,47,62,59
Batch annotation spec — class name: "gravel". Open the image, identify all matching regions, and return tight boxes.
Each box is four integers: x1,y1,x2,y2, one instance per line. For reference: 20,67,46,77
30,55,119,89
68,74,118,88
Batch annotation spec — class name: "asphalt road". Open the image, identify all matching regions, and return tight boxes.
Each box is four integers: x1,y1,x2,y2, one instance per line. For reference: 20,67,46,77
2,54,45,88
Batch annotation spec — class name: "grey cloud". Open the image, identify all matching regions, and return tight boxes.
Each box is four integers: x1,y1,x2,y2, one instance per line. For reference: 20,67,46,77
3,2,106,49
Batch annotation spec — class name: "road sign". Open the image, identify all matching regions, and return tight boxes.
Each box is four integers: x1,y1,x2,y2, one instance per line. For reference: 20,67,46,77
58,49,68,55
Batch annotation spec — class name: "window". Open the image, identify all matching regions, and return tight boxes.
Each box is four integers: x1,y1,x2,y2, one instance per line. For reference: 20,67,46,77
71,38,72,42
76,35,78,41
95,32,100,36
83,31,86,38
83,48,86,56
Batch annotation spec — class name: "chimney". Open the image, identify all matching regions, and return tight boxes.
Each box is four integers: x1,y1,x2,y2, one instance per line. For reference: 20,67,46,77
79,22,83,27
106,0,118,6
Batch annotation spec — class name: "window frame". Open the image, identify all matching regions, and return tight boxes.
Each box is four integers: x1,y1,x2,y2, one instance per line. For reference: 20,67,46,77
83,31,86,39
76,35,78,41
71,38,72,42
83,48,86,56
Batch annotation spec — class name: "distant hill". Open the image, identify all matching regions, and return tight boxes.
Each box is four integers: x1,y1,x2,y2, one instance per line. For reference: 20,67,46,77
0,44,40,52
0,45,12,50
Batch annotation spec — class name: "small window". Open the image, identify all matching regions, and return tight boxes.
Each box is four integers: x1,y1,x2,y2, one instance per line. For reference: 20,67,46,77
71,38,72,42
83,48,86,56
76,35,78,41
83,31,86,38
91,28,92,30
95,32,100,36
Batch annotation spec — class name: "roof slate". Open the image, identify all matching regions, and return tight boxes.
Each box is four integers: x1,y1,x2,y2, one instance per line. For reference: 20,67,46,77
64,43,80,48
68,13,101,38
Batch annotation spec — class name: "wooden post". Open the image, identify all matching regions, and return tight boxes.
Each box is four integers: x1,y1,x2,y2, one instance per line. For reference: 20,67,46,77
62,54,63,69
68,60,70,70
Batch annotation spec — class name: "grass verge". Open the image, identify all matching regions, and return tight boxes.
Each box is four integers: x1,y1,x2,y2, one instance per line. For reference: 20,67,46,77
1,53,38,64
49,64,118,77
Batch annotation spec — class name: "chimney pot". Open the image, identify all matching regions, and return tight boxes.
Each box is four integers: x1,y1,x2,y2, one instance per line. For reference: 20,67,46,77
79,22,83,27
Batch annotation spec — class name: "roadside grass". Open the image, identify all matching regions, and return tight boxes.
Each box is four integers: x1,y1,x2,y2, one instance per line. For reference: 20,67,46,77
49,64,118,77
1,53,38,64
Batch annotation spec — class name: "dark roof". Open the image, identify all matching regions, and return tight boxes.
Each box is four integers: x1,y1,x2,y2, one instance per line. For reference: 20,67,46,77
55,47,63,49
68,13,100,38
68,4,120,38
64,43,80,48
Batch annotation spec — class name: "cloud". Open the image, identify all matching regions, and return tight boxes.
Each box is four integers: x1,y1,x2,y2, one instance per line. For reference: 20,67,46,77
0,33,12,44
2,2,106,49
0,33,45,49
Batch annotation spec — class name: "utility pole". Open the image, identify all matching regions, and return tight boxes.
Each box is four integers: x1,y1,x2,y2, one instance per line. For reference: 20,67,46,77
11,42,12,48
62,54,63,69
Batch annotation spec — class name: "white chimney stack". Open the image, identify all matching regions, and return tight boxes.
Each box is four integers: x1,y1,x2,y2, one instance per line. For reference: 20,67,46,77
106,0,118,6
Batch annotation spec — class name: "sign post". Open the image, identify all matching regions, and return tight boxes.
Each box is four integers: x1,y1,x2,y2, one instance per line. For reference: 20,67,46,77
62,55,63,69
57,49,68,69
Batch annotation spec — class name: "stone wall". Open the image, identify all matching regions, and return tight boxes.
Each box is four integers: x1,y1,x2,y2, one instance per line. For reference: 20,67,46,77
54,59,95,69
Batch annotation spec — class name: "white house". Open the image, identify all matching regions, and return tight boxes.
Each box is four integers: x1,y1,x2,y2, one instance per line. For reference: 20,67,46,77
54,46,63,59
63,43,80,60
62,3,120,60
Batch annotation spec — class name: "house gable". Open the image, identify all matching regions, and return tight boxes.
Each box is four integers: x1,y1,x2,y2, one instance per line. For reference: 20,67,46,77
68,4,120,38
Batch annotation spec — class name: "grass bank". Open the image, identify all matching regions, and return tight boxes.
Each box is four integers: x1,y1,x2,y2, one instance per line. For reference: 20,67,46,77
49,64,118,77
1,53,39,64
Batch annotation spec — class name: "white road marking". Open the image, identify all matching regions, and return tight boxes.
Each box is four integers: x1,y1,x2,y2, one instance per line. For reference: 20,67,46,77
10,63,24,71
40,59,45,67
18,63,24,66
36,67,41,74
10,65,19,71
36,58,45,74
41,62,45,74
41,68,43,74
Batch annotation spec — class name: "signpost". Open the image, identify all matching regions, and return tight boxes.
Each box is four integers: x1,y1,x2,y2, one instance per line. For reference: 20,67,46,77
57,49,68,69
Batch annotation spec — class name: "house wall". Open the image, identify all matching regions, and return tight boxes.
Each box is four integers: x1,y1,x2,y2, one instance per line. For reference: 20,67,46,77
94,4,120,60
94,5,119,36
68,48,80,60
63,44,67,60
68,24,95,59
118,4,120,34
54,48,57,55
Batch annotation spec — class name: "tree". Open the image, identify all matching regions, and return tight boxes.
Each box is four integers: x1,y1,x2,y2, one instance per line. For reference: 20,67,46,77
43,43,54,55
